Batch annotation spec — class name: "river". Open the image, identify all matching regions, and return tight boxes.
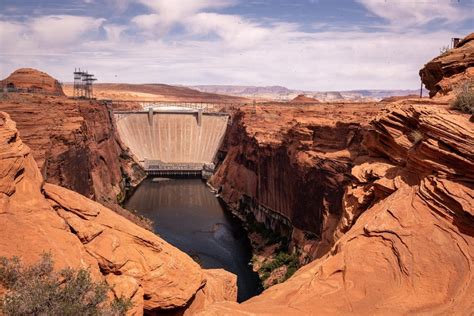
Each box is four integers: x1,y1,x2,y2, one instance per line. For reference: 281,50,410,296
124,178,262,302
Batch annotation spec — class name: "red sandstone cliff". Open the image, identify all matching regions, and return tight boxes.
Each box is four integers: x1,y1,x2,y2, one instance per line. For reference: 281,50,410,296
205,100,474,314
0,111,237,314
210,102,388,259
0,91,144,205
0,68,65,96
420,32,474,98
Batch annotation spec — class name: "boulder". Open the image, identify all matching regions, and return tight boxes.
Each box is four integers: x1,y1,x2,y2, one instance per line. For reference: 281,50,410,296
420,33,474,98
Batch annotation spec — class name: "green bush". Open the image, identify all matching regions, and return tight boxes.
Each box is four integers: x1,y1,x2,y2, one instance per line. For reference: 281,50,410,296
451,80,474,114
260,252,299,274
0,253,131,316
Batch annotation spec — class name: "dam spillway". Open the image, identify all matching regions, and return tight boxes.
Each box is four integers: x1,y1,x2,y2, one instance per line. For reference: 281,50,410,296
114,108,229,176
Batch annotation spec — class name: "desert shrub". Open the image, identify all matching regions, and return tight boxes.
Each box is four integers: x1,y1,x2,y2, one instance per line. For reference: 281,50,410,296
409,130,424,144
0,253,131,316
451,80,474,114
260,252,299,274
439,45,450,55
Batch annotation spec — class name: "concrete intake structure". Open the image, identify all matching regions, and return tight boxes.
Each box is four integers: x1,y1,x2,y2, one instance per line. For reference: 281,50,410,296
114,109,229,176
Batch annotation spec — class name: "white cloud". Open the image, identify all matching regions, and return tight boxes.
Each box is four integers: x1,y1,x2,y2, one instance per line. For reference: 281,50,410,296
0,1,469,90
103,24,127,42
133,0,235,32
186,13,270,48
31,15,104,46
357,0,468,29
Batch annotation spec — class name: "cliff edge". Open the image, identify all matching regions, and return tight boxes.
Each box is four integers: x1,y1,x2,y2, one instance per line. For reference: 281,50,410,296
420,32,474,98
205,101,474,315
0,111,237,314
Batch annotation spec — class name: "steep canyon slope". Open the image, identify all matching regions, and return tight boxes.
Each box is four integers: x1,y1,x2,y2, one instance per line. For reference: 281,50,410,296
0,69,144,204
420,33,474,98
205,100,473,315
0,111,237,314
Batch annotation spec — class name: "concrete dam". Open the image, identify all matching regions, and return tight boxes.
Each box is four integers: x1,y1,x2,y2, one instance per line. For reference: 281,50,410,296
114,108,229,176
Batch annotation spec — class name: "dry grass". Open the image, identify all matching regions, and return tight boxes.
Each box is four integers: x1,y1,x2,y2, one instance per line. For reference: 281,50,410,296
451,80,474,114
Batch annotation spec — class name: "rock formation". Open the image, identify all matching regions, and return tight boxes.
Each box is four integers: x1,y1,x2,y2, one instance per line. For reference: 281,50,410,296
0,92,144,205
290,94,320,103
209,102,388,259
0,111,236,314
420,32,474,98
203,100,474,314
0,68,65,96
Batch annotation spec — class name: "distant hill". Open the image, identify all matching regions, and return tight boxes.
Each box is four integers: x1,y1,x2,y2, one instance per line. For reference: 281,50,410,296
63,83,249,103
1,68,65,96
290,94,320,103
191,85,428,102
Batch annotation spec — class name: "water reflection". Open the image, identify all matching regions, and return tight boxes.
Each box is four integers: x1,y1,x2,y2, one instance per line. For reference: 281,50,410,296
125,178,262,301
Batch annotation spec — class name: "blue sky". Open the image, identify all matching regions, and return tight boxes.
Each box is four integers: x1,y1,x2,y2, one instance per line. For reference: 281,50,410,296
0,0,472,90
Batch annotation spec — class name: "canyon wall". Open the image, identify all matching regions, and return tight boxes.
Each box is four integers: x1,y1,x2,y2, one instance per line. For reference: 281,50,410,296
209,103,386,258
0,111,237,314
203,101,474,315
0,92,144,204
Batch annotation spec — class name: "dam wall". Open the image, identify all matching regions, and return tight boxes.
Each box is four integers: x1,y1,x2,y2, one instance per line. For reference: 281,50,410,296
114,111,229,174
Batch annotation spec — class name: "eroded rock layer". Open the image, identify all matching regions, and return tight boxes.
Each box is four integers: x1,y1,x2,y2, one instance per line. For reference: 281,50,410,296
204,101,474,315
420,32,474,98
210,102,388,258
0,93,144,203
0,68,65,96
0,111,237,314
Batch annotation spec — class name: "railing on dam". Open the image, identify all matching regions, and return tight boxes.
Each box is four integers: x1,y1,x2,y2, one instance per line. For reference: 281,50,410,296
143,160,207,176
106,100,247,112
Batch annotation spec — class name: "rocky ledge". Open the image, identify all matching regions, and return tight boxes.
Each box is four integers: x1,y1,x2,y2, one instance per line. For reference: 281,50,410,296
420,32,474,98
204,100,473,314
0,112,237,315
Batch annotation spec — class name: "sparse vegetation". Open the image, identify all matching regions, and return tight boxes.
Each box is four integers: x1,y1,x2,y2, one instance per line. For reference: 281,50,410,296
0,253,131,316
259,251,299,286
439,45,451,55
245,214,288,248
451,80,474,114
409,130,424,145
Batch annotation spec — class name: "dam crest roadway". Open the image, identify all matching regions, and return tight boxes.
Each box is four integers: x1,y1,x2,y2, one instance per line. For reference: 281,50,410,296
113,102,232,177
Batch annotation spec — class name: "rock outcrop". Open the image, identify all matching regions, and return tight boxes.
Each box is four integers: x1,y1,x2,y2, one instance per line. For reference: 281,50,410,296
0,68,65,96
204,101,474,314
0,111,237,314
290,94,320,103
0,92,144,204
210,103,387,259
420,32,474,98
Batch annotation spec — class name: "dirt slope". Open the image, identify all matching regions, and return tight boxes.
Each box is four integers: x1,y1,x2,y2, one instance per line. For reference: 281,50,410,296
63,83,249,103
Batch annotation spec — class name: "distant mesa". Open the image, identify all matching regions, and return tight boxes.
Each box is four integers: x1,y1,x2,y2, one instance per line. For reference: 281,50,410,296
290,94,320,103
379,94,420,103
0,68,65,96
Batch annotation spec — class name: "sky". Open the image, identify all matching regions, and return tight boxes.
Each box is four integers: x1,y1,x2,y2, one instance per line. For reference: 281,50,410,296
0,0,472,90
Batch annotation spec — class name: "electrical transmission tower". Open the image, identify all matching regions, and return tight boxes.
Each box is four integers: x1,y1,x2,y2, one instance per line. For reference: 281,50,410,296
73,68,97,99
